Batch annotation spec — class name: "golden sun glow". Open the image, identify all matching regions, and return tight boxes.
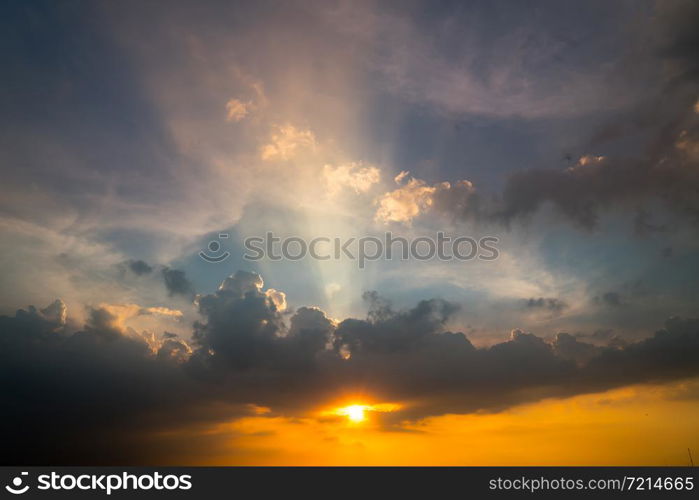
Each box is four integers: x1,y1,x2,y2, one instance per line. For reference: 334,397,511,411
326,402,402,424
192,381,699,465
338,404,368,422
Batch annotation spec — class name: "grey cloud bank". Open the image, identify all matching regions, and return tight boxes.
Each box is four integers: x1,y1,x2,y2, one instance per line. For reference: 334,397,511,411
2,270,699,464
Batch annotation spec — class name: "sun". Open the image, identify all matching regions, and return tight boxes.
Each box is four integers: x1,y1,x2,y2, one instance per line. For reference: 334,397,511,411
324,402,401,424
345,405,367,422
336,404,368,422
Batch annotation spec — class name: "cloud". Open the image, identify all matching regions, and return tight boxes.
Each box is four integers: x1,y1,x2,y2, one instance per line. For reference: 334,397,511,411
394,170,409,184
2,0,699,465
576,155,606,167
375,176,437,223
225,98,251,122
140,306,184,318
126,259,153,276
3,271,699,463
190,271,327,378
325,2,674,119
574,329,628,350
552,332,604,366
157,336,192,363
491,1,699,229
362,2,699,232
96,303,184,326
499,123,699,228
0,301,198,464
374,169,483,224
260,125,316,161
162,267,195,298
323,162,380,196
265,288,287,312
374,110,699,230
40,298,68,325
375,173,477,224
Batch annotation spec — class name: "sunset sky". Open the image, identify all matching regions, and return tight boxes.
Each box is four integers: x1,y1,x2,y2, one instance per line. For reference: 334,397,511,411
1,0,699,465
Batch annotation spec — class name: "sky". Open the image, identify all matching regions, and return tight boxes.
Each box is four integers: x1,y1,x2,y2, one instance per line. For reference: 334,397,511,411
1,0,698,465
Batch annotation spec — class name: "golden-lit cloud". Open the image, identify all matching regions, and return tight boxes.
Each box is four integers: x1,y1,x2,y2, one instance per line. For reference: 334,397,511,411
375,176,438,224
265,288,287,312
97,303,184,327
374,173,475,224
566,154,606,172
225,98,251,122
577,154,606,166
323,162,380,196
142,306,185,318
393,170,410,184
261,124,317,161
92,302,187,353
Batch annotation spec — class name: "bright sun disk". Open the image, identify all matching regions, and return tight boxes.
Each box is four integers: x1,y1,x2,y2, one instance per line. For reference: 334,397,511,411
343,405,366,422
329,402,401,423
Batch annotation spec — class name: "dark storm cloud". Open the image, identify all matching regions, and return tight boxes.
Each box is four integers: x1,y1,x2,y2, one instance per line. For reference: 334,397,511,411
494,1,699,229
162,267,195,298
2,271,699,463
574,329,625,345
0,301,201,464
429,180,485,222
553,332,603,366
415,109,699,230
186,272,338,407
126,259,153,276
498,120,699,229
418,1,699,231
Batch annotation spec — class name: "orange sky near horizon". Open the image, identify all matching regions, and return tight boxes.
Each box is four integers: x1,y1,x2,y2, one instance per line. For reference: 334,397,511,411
154,378,699,466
